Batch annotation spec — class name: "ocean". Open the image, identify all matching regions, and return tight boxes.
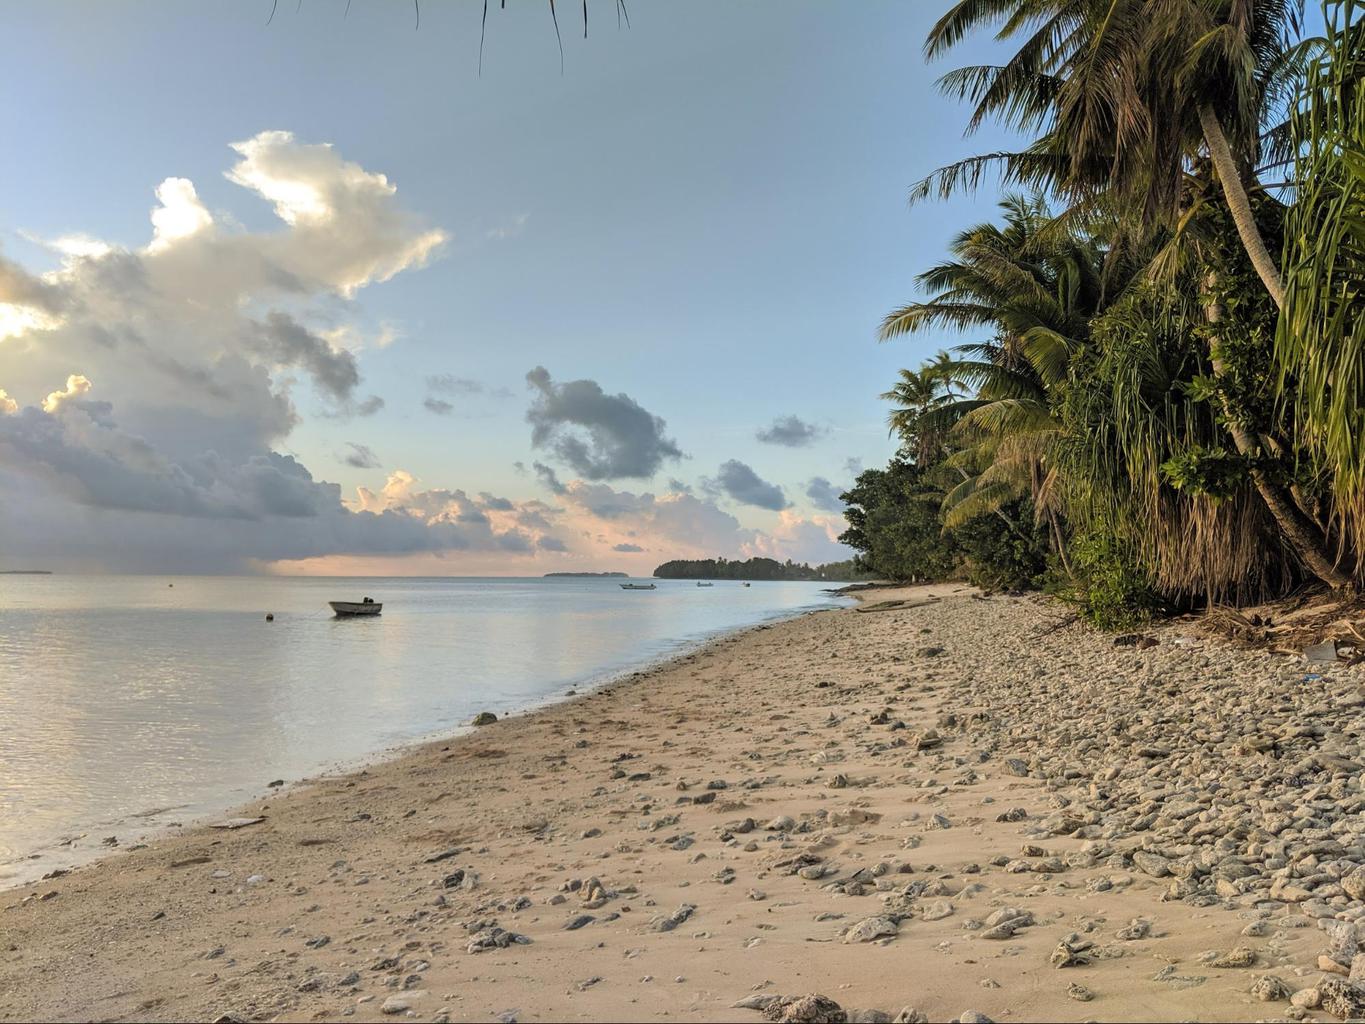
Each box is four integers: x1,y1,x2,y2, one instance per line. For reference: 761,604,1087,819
0,573,844,886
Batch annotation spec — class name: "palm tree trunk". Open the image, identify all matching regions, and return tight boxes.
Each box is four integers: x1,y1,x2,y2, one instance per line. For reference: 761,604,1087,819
1198,104,1286,309
1202,277,1350,588
1028,458,1072,576
1048,508,1072,577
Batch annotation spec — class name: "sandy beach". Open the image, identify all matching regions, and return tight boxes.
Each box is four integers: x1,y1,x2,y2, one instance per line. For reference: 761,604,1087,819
5,585,1365,1023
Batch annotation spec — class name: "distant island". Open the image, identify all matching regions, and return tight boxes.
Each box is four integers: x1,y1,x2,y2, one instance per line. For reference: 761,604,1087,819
543,571,629,577
653,557,874,582
0,570,53,575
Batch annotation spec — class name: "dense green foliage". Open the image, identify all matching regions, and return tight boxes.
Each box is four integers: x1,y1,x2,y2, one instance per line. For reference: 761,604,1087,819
839,461,957,582
651,557,872,581
842,1,1365,625
837,456,1048,590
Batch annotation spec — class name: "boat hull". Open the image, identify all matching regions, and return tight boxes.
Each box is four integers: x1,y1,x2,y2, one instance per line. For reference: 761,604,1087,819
330,601,382,616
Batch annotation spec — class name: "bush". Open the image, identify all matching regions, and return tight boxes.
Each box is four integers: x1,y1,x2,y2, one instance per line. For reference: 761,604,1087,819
949,500,1049,591
1055,529,1160,630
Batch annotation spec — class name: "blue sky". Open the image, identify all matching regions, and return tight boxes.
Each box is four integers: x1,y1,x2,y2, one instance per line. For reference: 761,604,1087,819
0,1,1018,573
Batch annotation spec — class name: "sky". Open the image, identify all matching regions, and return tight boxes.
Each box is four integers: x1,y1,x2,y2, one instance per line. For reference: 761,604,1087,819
0,0,1016,575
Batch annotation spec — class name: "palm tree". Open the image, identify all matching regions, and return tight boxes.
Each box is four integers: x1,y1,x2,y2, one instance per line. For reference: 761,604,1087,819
879,353,964,465
916,0,1350,586
919,0,1301,302
880,194,1107,565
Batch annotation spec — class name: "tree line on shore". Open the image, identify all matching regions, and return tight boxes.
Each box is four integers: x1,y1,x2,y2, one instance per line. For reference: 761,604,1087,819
839,0,1365,627
652,557,874,582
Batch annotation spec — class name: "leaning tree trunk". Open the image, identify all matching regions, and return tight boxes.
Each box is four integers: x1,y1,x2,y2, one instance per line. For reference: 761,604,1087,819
1028,458,1072,577
1203,280,1351,589
1199,104,1286,309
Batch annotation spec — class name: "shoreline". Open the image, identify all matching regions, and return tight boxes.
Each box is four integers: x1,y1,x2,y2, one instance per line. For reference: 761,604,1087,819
4,584,1363,1022
1,589,852,893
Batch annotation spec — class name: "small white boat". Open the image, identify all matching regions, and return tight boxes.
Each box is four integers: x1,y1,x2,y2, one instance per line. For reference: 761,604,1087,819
619,583,656,590
696,581,713,587
330,597,382,616
742,582,751,587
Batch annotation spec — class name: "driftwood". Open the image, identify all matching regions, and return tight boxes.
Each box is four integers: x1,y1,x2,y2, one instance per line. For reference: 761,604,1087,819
853,598,940,614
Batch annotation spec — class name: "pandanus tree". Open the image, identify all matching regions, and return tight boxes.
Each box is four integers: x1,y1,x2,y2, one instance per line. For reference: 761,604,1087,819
913,0,1352,586
1277,1,1365,562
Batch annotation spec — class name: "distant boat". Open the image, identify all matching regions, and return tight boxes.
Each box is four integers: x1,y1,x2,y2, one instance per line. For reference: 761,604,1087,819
696,581,714,587
619,583,656,590
330,597,382,616
742,582,751,587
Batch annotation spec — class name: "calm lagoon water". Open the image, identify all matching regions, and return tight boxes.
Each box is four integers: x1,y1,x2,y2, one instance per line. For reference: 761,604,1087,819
0,574,843,885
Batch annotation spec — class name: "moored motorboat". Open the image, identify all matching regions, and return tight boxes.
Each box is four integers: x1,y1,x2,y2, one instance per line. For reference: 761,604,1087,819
619,583,656,590
330,597,382,616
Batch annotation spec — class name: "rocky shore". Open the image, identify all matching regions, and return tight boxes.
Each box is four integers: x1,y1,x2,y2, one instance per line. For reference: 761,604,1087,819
4,585,1365,1022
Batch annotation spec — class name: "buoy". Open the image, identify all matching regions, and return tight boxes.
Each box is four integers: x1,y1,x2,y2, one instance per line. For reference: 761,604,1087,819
265,612,274,621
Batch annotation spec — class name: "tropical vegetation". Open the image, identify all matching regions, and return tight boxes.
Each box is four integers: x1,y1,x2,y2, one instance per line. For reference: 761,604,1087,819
842,0,1365,626
652,557,873,581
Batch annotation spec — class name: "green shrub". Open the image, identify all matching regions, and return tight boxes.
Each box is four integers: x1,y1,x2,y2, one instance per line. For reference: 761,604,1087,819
1055,529,1160,630
949,500,1049,591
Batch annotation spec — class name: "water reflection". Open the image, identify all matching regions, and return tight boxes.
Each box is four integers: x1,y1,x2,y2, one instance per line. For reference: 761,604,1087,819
0,574,842,885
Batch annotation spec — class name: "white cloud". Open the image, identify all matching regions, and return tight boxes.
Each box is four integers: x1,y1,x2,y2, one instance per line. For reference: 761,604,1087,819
0,388,16,415
224,130,448,296
0,302,61,342
744,511,851,565
0,132,454,571
24,232,115,261
148,177,214,252
41,374,92,413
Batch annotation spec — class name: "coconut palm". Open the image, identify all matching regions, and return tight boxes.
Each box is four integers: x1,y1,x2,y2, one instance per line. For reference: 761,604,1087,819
915,0,1351,586
880,352,969,462
880,194,1108,566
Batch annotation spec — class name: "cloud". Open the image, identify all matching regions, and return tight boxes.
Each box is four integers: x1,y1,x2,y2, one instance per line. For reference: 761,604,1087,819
148,177,213,252
546,479,850,567
558,480,758,555
0,132,455,571
525,366,682,480
246,312,360,404
533,460,566,495
320,321,402,353
756,415,827,448
422,375,512,416
485,212,530,241
744,511,852,566
713,459,789,510
224,130,447,296
805,476,846,513
0,251,67,314
342,442,381,469
42,374,93,413
0,132,853,576
427,375,511,398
